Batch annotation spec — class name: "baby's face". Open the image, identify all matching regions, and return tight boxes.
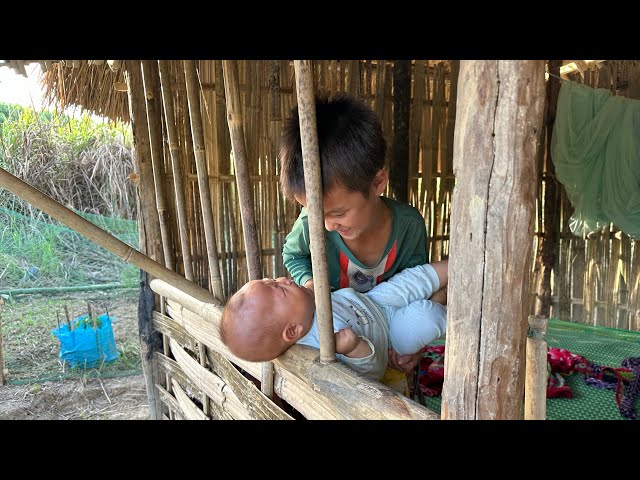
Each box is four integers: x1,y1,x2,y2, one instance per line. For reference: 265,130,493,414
244,277,316,332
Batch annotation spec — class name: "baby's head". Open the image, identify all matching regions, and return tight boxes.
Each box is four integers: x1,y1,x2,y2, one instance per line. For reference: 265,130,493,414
220,277,315,362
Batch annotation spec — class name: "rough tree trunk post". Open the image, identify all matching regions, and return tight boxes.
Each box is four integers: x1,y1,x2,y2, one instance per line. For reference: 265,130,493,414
391,60,410,203
535,60,562,317
293,60,336,364
124,60,168,420
441,60,546,420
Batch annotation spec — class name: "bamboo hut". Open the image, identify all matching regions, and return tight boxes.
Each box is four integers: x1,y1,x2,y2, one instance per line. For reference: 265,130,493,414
0,59,637,420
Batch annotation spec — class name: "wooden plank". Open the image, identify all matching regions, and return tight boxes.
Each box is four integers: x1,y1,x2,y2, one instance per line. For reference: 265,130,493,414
152,310,198,352
441,61,545,420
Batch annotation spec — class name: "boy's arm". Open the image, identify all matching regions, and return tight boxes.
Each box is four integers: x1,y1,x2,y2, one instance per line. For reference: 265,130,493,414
282,214,314,287
428,259,448,291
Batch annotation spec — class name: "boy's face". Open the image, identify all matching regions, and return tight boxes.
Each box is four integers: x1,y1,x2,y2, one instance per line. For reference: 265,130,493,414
243,277,316,334
295,182,384,242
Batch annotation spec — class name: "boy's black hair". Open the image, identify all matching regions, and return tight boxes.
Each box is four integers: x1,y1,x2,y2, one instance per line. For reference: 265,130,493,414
279,93,386,200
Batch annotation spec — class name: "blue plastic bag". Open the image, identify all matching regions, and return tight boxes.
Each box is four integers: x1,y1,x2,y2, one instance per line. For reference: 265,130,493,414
52,313,119,368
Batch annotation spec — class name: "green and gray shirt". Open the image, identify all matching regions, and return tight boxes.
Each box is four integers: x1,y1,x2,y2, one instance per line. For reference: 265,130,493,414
282,196,428,292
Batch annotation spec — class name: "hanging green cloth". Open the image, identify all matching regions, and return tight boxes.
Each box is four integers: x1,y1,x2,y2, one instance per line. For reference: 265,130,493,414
551,80,640,239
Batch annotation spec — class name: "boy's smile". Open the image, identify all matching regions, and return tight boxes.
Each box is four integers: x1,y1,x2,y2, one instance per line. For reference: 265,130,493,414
294,176,388,242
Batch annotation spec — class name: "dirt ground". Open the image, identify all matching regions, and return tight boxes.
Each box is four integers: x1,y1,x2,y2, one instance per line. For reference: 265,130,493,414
0,289,150,420
0,374,149,420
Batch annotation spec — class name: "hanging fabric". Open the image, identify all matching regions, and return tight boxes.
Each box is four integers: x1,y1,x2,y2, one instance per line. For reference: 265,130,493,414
551,80,640,239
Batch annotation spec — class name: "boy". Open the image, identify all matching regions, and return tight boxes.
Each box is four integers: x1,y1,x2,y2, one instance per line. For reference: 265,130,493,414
279,93,442,373
220,261,447,381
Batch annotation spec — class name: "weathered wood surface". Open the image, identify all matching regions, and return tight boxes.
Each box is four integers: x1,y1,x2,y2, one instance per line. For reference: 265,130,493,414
442,60,546,420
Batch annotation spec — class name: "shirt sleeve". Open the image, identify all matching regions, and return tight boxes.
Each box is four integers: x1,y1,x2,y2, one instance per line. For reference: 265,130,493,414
282,212,314,286
405,217,428,268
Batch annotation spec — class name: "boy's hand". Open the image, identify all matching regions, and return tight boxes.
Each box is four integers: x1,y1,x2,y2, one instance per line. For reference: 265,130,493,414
388,349,422,373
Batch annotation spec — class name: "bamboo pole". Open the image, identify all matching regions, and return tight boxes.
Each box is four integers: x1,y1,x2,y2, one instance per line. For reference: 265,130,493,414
221,60,262,280
158,60,195,282
0,166,216,305
141,60,175,271
184,60,224,301
293,60,336,364
524,315,548,420
222,59,272,397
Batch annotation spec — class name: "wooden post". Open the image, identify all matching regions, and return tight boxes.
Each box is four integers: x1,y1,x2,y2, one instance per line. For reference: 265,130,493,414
139,269,164,420
158,60,195,282
534,60,562,317
524,315,548,420
184,60,224,301
293,60,336,364
441,61,546,419
124,60,166,419
390,59,410,203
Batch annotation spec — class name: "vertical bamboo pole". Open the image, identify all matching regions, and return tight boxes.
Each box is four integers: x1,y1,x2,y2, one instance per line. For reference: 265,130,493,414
158,60,195,282
141,60,175,271
184,60,224,301
524,315,548,420
221,60,262,280
269,60,284,278
409,60,426,205
293,60,336,364
222,59,272,397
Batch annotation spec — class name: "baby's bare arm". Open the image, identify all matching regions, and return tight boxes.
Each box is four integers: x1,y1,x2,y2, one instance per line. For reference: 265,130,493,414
335,328,372,358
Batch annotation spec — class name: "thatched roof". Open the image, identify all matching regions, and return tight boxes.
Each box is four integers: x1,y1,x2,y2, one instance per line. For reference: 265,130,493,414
0,60,610,124
0,60,130,122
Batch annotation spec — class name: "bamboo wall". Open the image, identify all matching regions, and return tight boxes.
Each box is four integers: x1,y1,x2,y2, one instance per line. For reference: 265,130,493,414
535,61,640,332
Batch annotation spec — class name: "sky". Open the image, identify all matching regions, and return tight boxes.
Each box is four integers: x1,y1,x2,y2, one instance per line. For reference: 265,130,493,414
0,63,45,109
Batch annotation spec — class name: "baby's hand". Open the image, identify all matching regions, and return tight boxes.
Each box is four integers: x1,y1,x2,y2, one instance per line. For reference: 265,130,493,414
335,328,360,355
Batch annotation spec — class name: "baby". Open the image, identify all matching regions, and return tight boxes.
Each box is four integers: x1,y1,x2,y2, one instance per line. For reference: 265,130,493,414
220,261,447,380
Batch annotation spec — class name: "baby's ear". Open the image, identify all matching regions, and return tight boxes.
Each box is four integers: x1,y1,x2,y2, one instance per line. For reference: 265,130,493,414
282,323,304,342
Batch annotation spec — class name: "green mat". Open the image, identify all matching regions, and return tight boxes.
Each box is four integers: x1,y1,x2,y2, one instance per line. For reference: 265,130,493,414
420,319,640,420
